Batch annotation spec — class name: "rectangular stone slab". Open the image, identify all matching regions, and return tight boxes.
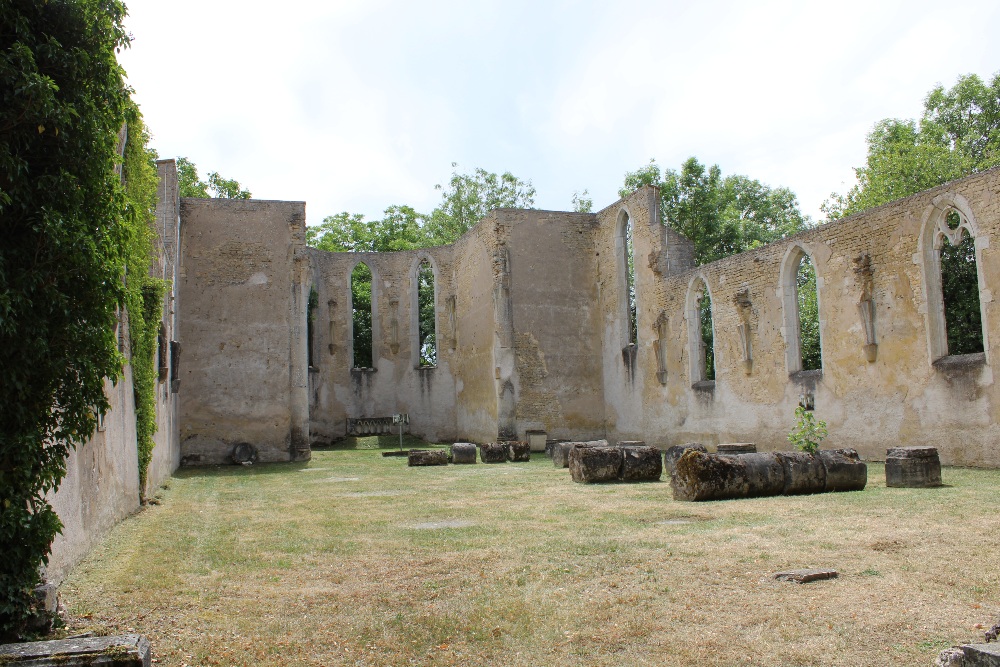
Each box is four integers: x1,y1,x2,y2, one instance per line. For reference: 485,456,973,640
938,643,1000,667
0,634,151,666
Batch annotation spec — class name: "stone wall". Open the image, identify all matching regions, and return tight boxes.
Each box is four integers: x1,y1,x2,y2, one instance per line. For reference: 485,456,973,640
502,209,607,441
146,160,182,492
176,197,310,464
47,373,141,582
159,165,1000,468
608,169,1000,466
306,243,459,444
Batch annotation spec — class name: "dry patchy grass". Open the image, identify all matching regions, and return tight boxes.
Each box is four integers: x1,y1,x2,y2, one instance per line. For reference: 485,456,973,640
62,447,1000,666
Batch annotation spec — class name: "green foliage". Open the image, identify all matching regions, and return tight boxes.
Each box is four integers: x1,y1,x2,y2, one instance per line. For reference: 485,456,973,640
120,112,167,496
796,256,822,370
351,264,373,368
417,261,436,366
176,156,251,199
941,233,984,355
0,0,137,639
823,72,998,358
571,189,593,213
308,206,427,253
698,290,715,381
788,406,827,454
621,157,809,264
423,164,535,245
823,72,1000,220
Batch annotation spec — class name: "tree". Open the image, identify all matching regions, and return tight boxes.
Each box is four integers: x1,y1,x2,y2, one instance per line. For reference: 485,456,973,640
176,156,251,199
823,72,999,356
0,0,158,639
572,189,593,213
307,206,428,253
620,158,809,264
823,72,1000,219
423,163,535,245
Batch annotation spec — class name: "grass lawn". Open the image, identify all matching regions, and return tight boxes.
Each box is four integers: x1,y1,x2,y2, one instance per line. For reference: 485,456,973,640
62,441,1000,666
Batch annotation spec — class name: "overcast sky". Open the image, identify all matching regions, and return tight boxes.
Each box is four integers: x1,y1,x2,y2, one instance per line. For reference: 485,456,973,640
119,0,1000,224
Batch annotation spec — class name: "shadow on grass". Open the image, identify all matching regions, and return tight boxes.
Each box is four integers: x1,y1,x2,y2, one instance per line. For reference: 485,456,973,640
314,435,447,451
172,461,311,479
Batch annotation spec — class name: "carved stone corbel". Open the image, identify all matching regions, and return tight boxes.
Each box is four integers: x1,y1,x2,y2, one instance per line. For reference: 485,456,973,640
653,311,668,384
854,254,877,362
389,299,400,355
327,300,336,355
733,289,753,375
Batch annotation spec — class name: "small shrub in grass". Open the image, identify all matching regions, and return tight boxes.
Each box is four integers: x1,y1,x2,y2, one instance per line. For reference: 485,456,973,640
788,406,827,454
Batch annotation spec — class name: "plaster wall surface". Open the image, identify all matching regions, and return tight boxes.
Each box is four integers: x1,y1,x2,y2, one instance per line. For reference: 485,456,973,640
177,197,309,464
47,371,140,583
450,220,501,442
501,209,606,440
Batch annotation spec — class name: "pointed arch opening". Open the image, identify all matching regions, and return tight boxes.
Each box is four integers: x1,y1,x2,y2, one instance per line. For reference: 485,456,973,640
781,244,823,374
414,257,437,367
687,277,715,384
919,194,988,363
617,209,637,348
351,262,373,369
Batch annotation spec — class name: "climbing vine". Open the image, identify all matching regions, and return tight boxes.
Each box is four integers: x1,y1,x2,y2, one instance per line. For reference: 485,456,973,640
121,110,166,495
0,0,158,640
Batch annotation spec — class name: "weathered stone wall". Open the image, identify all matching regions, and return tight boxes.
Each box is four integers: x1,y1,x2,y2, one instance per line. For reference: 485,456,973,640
449,219,499,442
609,169,1000,466
158,166,1000,468
47,372,141,582
501,209,606,441
177,197,310,464
307,244,459,444
146,159,182,492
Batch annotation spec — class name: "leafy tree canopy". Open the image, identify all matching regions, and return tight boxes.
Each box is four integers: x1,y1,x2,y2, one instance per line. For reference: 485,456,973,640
176,156,251,199
823,72,1000,219
620,157,810,264
306,164,535,252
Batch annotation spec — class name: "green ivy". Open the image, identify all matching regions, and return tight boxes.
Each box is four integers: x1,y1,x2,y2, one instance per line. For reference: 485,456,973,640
0,0,158,640
120,111,166,496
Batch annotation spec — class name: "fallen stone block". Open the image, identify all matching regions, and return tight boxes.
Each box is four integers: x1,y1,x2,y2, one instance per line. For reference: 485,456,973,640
936,643,1000,667
408,450,448,466
450,443,477,464
617,440,646,447
479,442,508,464
0,634,151,666
620,445,662,482
773,568,838,583
781,452,827,495
553,440,608,468
717,443,757,454
663,443,707,478
569,446,622,483
886,446,942,488
819,448,867,492
672,450,785,501
506,441,531,462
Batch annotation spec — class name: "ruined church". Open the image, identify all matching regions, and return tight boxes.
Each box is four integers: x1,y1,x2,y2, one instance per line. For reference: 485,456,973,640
46,160,1000,578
